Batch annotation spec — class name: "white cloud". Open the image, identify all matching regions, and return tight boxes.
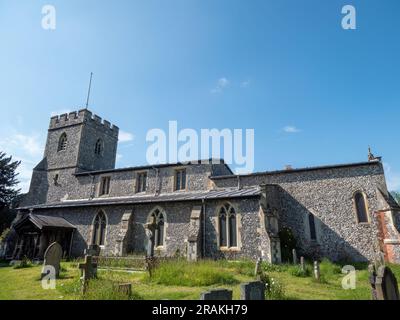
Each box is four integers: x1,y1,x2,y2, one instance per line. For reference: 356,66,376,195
119,130,135,143
283,126,302,133
211,77,230,93
240,80,250,88
0,132,44,193
384,163,400,191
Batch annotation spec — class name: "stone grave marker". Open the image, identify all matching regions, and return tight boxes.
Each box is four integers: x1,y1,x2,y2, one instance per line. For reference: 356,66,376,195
373,265,400,300
254,257,262,277
41,242,62,279
313,261,320,281
240,281,265,300
292,249,297,264
79,254,98,293
300,256,305,272
116,283,132,298
200,289,232,300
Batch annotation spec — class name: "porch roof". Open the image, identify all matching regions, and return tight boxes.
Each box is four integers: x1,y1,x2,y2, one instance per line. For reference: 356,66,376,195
14,214,76,231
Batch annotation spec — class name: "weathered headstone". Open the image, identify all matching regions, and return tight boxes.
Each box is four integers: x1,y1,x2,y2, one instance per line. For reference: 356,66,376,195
240,281,265,300
116,283,132,298
292,249,297,264
313,261,320,281
300,256,305,272
84,244,101,256
254,257,262,277
200,289,232,300
79,255,98,294
374,265,400,300
41,242,62,279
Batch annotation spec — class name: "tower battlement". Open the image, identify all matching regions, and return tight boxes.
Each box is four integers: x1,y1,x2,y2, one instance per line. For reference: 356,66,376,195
49,109,119,137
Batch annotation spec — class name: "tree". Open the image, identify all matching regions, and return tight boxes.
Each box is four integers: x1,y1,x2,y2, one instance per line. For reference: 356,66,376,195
0,151,20,233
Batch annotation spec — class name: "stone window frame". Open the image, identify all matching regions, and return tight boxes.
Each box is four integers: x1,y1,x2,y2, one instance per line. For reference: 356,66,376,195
215,202,242,252
147,206,168,251
174,167,187,192
135,170,148,194
352,190,371,224
53,172,60,186
97,175,111,197
94,138,104,157
90,209,108,249
303,210,321,243
57,132,68,152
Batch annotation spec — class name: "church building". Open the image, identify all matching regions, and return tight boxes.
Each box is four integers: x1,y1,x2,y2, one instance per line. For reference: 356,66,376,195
7,109,400,264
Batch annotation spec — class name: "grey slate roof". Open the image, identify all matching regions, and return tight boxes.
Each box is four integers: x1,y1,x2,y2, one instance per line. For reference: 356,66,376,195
14,214,76,230
20,187,261,210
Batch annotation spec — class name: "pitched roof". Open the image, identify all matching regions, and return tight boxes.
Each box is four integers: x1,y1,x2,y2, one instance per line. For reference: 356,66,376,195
14,214,76,230
378,189,400,211
20,187,261,210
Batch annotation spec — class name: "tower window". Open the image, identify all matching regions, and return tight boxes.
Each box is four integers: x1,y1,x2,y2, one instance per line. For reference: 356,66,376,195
58,133,67,151
92,211,107,246
150,209,166,247
53,174,59,186
175,169,186,191
354,192,369,223
95,139,103,155
99,176,111,196
218,203,238,248
136,172,147,193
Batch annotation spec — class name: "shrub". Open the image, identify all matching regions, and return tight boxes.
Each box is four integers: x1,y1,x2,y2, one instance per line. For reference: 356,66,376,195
259,272,285,300
13,256,32,269
146,259,239,287
288,265,311,278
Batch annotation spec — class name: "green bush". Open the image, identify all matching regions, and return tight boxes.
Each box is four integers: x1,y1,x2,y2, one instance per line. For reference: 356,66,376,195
216,259,255,277
288,265,311,278
13,256,32,269
259,272,285,300
146,259,239,287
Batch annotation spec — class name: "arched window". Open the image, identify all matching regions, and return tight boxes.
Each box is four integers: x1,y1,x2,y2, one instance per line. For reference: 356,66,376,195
95,139,103,155
354,192,369,223
92,211,107,246
308,213,317,240
58,133,67,151
150,209,165,247
219,203,237,248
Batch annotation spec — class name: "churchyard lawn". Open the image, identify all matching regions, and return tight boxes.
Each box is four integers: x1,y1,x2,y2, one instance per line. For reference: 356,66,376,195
0,259,399,300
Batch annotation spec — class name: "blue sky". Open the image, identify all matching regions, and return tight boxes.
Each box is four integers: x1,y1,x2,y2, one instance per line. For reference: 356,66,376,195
0,0,400,192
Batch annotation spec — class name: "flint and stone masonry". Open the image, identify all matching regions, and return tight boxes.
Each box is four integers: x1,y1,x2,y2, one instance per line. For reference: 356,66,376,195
6,109,400,264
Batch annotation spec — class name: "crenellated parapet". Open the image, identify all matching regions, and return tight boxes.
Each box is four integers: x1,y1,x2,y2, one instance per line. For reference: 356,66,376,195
49,109,119,137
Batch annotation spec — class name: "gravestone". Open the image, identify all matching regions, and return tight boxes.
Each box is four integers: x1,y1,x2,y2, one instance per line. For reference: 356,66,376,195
116,283,132,298
41,242,63,279
300,256,305,272
84,244,101,256
240,281,265,300
313,261,320,281
254,257,262,277
369,266,400,300
200,289,232,300
79,255,98,294
292,249,297,264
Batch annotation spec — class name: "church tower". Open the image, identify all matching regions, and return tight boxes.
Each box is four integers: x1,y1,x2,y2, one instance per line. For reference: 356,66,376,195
23,109,119,206
45,109,119,172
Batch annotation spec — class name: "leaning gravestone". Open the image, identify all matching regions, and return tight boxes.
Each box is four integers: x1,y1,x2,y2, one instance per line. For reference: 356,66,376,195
374,265,400,300
313,261,320,281
41,242,63,279
240,281,265,300
116,283,132,298
78,255,98,294
200,289,232,300
292,249,297,264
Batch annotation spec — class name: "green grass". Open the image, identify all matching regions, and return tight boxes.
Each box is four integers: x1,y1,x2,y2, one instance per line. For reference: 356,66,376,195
0,259,399,300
